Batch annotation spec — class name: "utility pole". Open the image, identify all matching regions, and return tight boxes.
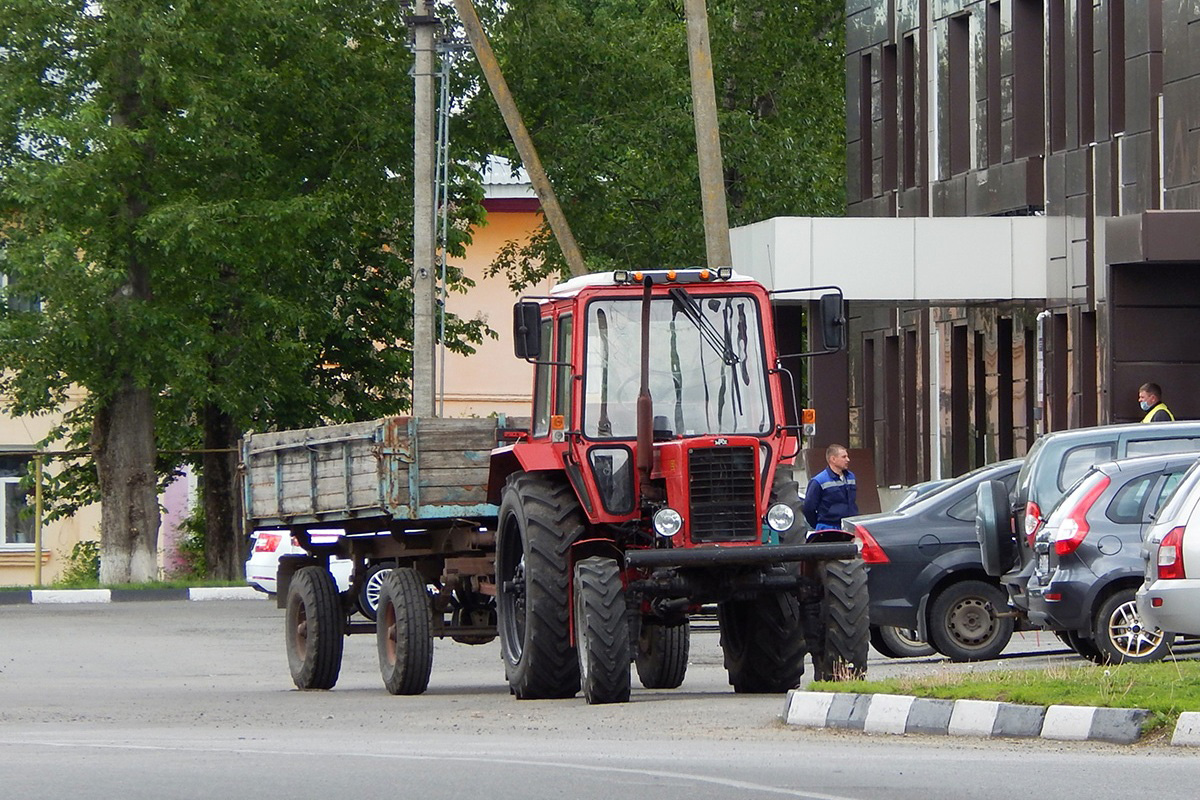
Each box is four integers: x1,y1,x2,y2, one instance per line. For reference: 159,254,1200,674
683,0,732,270
452,0,587,278
409,0,439,417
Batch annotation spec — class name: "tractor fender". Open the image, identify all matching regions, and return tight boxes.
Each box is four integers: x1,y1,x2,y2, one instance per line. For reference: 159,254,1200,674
487,442,564,505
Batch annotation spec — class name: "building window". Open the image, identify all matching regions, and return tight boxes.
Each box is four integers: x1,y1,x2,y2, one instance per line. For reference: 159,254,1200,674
1048,0,1067,152
902,34,918,188
0,273,42,314
860,53,874,200
882,45,898,193
986,2,1002,165
1109,0,1125,136
0,456,34,548
948,14,971,176
1078,0,1095,145
1013,0,1045,158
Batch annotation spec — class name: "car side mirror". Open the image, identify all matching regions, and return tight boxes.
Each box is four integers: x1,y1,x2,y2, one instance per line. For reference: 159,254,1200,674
818,292,845,352
512,301,541,359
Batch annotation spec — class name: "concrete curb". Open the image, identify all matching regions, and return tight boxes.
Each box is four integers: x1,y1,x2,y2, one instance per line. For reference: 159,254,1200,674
0,586,266,604
783,690,1162,745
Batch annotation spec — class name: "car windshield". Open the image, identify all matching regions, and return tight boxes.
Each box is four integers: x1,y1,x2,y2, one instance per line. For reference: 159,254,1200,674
582,294,771,438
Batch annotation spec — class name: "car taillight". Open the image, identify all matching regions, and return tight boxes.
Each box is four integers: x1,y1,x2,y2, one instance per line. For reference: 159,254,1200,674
1157,526,1188,581
1052,476,1111,556
848,523,889,564
253,532,283,553
1024,501,1042,546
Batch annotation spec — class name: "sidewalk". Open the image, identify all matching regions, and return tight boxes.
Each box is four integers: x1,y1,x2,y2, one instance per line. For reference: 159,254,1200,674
0,586,266,604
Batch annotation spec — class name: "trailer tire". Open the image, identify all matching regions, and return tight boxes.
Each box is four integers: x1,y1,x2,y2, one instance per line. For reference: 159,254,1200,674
718,588,807,693
497,472,584,699
376,567,434,695
811,559,870,681
635,620,690,690
574,557,631,704
285,566,345,690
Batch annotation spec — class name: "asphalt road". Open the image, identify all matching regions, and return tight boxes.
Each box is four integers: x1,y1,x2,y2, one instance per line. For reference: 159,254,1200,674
1,600,1197,800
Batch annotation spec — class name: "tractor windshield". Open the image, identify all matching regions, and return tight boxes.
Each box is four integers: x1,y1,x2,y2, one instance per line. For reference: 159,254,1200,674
583,294,772,438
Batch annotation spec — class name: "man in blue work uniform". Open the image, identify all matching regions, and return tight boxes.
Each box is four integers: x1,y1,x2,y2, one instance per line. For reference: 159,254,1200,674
803,444,858,536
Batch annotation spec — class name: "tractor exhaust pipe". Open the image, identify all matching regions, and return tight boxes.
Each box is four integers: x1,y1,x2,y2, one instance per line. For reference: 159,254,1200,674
637,276,654,496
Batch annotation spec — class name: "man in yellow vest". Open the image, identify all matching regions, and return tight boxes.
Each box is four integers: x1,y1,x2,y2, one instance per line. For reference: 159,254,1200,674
1138,382,1175,423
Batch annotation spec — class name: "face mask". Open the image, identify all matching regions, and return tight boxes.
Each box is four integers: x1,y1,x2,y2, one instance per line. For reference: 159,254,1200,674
1140,401,1152,412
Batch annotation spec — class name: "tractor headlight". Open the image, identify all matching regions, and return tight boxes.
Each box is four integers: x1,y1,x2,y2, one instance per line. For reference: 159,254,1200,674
652,508,683,537
766,503,795,533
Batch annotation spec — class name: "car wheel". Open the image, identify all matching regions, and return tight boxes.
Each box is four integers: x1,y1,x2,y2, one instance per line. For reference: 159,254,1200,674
1092,588,1172,664
356,562,395,621
871,625,935,658
928,579,1014,662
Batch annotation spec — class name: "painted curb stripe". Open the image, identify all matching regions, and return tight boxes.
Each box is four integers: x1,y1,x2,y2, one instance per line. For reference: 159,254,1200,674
864,693,915,735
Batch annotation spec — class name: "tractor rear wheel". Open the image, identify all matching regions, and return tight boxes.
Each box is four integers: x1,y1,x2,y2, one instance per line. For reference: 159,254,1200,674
376,567,433,695
285,566,345,690
635,620,690,690
497,472,584,699
574,557,631,704
811,559,870,681
718,589,807,693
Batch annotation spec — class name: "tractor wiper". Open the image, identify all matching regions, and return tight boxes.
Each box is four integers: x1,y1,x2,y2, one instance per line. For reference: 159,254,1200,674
668,287,739,365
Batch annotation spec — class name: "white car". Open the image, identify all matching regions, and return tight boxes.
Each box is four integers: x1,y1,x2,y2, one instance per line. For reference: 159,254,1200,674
245,529,393,620
1137,460,1200,635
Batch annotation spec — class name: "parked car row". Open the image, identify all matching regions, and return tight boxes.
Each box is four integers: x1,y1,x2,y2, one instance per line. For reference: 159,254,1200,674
857,420,1200,665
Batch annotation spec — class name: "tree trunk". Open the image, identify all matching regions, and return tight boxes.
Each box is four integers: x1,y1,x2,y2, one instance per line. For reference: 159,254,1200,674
92,380,160,583
203,402,241,580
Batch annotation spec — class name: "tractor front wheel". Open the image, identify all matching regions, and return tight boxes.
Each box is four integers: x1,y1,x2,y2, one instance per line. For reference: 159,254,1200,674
574,557,631,704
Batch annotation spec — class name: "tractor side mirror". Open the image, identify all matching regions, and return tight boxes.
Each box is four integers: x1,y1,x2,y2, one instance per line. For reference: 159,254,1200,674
818,292,845,352
512,301,542,359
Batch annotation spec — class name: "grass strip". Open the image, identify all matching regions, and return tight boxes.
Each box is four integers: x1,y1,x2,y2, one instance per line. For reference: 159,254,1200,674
811,659,1200,735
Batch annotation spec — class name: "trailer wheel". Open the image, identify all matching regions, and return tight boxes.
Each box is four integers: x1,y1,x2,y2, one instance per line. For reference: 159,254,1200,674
376,567,434,695
285,566,345,690
635,620,690,690
574,557,631,704
718,589,807,693
497,472,584,699
928,579,1013,662
811,559,870,681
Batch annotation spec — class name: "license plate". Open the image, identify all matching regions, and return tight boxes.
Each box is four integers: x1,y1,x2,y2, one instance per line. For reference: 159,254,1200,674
1037,553,1049,574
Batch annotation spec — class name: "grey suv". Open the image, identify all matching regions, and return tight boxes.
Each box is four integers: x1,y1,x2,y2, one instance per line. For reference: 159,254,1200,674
978,422,1200,626
1026,452,1198,663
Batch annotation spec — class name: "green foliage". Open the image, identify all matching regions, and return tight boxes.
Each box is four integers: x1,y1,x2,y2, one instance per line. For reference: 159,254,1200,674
457,0,846,286
55,540,102,588
0,0,492,522
172,506,207,580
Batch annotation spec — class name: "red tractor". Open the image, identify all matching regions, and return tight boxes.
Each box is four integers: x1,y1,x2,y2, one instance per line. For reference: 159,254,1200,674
490,267,869,704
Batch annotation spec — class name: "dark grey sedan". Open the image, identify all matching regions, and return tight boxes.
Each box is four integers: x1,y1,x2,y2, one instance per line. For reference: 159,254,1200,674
1026,451,1199,663
844,459,1023,662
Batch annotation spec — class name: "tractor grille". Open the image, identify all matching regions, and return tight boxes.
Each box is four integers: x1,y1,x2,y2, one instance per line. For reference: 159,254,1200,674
688,446,758,543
